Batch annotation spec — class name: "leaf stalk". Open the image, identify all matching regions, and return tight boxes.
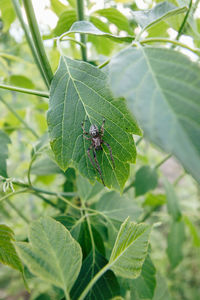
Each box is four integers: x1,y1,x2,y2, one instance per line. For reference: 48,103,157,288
0,83,49,98
76,0,87,61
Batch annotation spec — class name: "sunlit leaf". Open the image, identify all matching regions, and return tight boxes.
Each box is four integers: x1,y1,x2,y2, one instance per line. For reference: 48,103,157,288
15,217,82,297
131,1,187,30
47,56,141,191
0,0,16,32
109,47,200,184
109,217,151,278
183,216,200,248
95,8,132,34
63,21,134,43
54,10,76,36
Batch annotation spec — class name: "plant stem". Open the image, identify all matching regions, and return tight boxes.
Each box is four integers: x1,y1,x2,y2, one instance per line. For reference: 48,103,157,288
32,192,58,209
174,172,186,186
7,199,29,223
22,0,53,86
140,38,200,55
0,83,49,98
76,0,87,61
12,180,77,197
136,136,143,146
81,199,95,254
11,0,49,88
0,96,39,139
154,154,172,170
176,0,193,41
78,264,110,300
0,189,28,203
98,58,110,69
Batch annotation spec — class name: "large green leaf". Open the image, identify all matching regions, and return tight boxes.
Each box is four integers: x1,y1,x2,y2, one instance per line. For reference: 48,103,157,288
95,8,132,34
0,224,23,272
15,217,82,298
62,21,134,43
70,250,120,300
96,191,142,222
109,47,200,184
132,254,156,299
0,130,11,177
167,219,185,269
131,1,186,30
47,56,141,191
109,217,151,278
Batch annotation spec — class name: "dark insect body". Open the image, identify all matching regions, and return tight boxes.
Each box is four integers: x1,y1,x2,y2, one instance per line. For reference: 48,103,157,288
81,119,115,186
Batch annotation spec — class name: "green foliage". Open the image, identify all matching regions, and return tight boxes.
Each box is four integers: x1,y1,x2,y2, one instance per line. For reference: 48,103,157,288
47,56,141,190
70,250,120,300
131,1,187,30
0,0,200,298
109,218,151,278
0,130,11,177
0,224,23,273
134,166,158,197
109,47,200,185
15,217,82,298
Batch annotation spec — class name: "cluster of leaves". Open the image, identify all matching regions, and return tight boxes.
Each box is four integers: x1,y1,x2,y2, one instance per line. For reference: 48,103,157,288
0,0,200,299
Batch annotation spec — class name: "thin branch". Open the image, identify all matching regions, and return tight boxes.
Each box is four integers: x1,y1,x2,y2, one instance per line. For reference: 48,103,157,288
176,0,193,40
11,0,49,88
0,189,28,203
0,83,49,98
6,199,29,223
22,0,53,86
0,96,39,139
139,38,200,55
154,154,172,170
76,0,87,61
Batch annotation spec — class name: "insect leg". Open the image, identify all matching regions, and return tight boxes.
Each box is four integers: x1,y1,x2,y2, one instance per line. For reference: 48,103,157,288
93,150,105,186
100,118,105,136
103,141,115,169
87,145,98,172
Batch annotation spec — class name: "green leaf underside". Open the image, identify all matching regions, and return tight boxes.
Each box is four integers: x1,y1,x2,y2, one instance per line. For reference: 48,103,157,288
133,254,156,299
15,217,82,295
71,250,120,300
0,224,23,272
0,130,11,177
109,47,200,184
47,56,141,190
109,218,151,278
63,21,134,43
131,1,187,30
96,191,142,221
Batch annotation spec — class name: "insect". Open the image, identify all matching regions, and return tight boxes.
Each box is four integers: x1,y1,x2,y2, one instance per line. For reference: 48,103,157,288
81,118,115,186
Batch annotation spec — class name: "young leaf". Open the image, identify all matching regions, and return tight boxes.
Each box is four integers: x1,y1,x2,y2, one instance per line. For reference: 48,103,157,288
109,217,151,278
47,56,141,191
0,0,16,32
134,166,158,197
96,191,142,222
131,1,187,30
143,193,166,207
133,255,156,299
164,179,181,221
15,217,82,298
109,47,200,185
0,130,11,177
167,219,185,269
183,216,200,248
0,224,23,273
70,250,120,300
62,21,134,43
